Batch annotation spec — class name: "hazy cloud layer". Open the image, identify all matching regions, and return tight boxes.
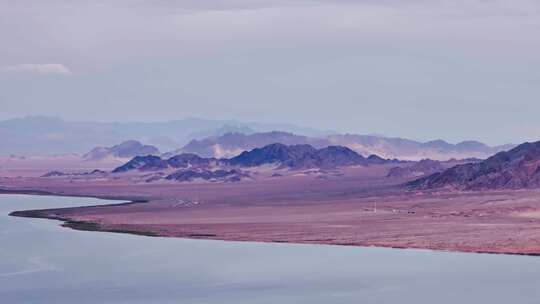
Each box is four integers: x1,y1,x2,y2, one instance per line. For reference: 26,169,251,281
1,64,72,75
1,0,539,145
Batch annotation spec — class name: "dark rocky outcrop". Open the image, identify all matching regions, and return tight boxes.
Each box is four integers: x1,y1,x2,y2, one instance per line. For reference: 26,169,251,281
41,169,107,177
165,169,248,182
41,171,67,177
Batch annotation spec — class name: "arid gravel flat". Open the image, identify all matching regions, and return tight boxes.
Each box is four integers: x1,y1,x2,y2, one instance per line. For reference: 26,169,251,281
4,165,540,255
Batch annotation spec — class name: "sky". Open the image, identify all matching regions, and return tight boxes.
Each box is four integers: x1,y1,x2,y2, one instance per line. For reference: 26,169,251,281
1,0,539,145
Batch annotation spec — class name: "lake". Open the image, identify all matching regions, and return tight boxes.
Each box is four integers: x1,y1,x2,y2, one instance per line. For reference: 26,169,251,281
1,194,540,303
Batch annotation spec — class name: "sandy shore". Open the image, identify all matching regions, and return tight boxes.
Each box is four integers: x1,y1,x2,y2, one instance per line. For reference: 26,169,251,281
3,168,540,256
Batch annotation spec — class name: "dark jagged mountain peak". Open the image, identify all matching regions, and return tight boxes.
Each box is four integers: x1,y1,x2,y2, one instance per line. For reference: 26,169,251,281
314,146,367,168
408,141,540,190
113,153,218,173
227,143,385,169
227,143,316,167
112,155,168,173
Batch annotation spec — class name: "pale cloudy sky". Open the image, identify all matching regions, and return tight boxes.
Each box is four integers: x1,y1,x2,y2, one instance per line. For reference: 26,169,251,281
1,0,539,145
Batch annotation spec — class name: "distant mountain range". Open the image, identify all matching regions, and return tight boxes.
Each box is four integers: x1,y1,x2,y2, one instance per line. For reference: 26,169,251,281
83,140,160,161
409,141,540,190
325,135,513,161
0,116,514,161
0,116,333,155
170,131,329,158
113,143,391,174
173,131,514,161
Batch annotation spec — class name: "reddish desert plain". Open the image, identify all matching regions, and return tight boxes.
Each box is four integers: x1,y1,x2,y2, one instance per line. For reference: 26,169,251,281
2,163,540,256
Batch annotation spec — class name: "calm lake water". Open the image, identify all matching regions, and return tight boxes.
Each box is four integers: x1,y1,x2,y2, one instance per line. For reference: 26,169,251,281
1,194,540,303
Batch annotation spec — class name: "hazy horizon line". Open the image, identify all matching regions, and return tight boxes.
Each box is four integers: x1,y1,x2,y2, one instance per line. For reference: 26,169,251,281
0,114,518,147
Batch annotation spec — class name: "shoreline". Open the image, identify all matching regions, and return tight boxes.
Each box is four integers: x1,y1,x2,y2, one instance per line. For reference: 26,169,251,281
3,189,540,257
0,188,150,204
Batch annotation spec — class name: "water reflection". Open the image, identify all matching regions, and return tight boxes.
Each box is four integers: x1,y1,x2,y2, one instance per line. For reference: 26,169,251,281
1,194,539,304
